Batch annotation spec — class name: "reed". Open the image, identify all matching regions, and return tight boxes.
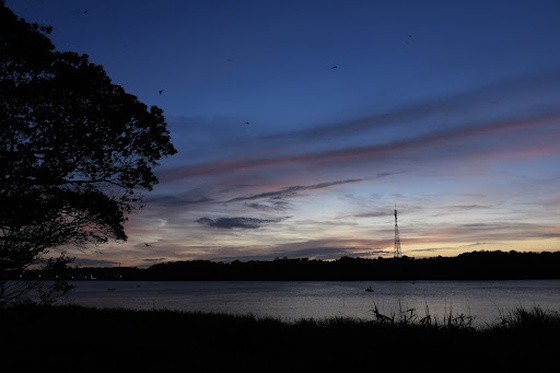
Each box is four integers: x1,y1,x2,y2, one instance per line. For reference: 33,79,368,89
370,300,476,329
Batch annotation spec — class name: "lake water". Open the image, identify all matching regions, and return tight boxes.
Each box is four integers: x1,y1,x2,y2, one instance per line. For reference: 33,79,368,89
62,280,560,327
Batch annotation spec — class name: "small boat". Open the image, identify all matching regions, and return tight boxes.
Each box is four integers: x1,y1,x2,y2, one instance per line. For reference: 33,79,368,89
365,286,374,292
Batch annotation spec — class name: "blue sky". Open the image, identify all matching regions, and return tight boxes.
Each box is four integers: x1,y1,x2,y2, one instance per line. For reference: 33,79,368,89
7,0,560,267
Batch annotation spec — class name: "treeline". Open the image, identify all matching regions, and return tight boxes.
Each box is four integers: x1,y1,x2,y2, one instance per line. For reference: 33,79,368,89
13,250,560,281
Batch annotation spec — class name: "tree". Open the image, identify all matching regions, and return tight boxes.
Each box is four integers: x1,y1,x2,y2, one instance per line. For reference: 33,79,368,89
0,1,177,305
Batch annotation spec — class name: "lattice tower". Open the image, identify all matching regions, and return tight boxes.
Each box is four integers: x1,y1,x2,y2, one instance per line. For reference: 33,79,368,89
394,206,401,258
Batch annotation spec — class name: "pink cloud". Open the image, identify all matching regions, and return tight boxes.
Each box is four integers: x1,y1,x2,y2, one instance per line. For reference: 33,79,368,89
159,111,560,182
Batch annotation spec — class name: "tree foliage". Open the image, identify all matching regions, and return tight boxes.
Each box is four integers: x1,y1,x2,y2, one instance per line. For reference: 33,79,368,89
0,2,177,304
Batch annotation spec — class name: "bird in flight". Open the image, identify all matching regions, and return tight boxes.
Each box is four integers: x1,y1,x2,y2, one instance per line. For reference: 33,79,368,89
331,65,338,69
144,243,151,247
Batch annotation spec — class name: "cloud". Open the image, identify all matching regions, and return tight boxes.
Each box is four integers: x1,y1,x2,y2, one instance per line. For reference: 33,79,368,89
142,258,168,262
159,108,559,184
226,178,364,203
246,200,290,211
196,216,288,229
72,258,120,267
272,246,386,259
261,68,560,143
143,194,213,206
406,221,560,246
353,210,394,218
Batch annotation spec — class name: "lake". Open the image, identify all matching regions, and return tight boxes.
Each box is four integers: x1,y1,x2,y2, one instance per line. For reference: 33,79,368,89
62,279,560,327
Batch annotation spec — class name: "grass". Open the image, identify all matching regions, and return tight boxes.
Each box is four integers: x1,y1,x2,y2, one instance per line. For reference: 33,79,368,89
1,304,559,372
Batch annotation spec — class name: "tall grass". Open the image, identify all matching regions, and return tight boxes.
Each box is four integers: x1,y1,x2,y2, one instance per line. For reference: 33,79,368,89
495,305,560,329
1,303,559,372
370,300,476,329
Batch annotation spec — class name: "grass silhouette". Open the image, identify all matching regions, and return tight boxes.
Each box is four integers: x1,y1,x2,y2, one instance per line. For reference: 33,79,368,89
1,304,559,372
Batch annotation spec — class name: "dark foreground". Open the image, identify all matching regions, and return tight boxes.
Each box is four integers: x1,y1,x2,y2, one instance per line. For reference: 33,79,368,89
1,305,559,372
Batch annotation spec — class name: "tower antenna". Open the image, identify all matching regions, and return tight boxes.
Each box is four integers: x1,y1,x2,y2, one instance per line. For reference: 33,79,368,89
394,203,401,258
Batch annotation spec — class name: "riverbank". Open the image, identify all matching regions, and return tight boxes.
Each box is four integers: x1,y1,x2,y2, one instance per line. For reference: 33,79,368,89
1,304,559,372
8,250,560,281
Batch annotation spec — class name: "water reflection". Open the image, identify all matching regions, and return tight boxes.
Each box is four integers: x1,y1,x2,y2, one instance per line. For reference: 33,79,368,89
63,280,560,326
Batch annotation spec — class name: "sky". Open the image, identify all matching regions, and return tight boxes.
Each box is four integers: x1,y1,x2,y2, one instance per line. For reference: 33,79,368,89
6,0,560,267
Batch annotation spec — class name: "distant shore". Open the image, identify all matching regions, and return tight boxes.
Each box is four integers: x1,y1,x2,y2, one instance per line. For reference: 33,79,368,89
1,304,559,372
10,250,560,281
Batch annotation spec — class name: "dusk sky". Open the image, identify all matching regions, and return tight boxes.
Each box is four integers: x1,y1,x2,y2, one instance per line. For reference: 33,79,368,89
8,0,560,267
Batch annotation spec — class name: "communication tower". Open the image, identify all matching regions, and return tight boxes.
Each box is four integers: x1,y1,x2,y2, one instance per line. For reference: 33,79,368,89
394,204,401,258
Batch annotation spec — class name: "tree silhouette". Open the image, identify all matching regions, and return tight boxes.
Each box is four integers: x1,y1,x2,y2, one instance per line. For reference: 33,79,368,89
0,2,177,305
